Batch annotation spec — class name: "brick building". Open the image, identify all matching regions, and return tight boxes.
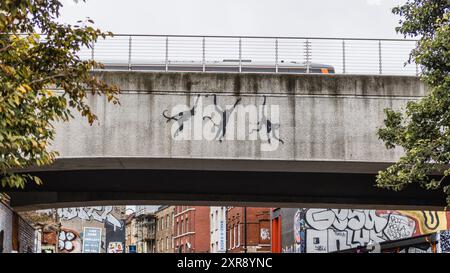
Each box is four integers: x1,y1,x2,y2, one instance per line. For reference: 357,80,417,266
155,205,175,253
226,207,271,253
173,206,210,253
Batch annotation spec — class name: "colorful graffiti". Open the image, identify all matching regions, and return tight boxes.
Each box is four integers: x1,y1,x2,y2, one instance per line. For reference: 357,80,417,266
288,209,450,253
58,228,81,253
57,206,123,231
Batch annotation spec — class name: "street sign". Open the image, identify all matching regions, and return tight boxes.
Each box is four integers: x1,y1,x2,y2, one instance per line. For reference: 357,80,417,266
82,227,102,253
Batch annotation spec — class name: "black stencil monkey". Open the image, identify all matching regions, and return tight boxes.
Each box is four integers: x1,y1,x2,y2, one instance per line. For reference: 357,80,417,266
252,95,284,144
203,94,241,142
162,95,201,138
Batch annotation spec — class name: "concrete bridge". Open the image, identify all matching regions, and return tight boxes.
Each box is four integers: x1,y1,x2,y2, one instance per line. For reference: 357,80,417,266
5,71,447,210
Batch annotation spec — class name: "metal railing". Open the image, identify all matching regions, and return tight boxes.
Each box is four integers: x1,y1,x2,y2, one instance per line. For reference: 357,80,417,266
78,34,419,76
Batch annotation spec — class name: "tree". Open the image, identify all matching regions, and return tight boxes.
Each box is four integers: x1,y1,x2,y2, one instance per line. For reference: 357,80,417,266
0,0,119,188
376,0,450,204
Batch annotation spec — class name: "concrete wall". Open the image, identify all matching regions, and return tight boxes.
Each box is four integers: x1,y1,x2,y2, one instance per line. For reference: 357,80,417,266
35,72,425,174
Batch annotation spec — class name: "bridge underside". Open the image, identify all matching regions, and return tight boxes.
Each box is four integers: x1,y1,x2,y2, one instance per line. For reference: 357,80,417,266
5,168,447,211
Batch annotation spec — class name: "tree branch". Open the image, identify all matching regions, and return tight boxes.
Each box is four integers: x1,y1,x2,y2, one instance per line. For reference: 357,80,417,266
0,44,13,53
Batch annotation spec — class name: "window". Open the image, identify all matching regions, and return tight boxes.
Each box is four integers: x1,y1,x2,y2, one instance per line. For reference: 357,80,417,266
166,215,169,228
211,213,214,230
228,228,232,250
215,211,219,230
237,223,241,247
233,225,237,248
185,218,189,233
166,236,169,250
181,220,184,234
176,221,180,236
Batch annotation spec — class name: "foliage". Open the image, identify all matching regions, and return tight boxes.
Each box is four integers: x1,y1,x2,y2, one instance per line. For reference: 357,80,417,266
377,0,450,204
0,0,119,188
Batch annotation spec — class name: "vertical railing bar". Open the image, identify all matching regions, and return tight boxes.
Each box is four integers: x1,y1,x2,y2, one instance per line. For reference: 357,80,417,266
165,36,169,72
275,38,279,73
239,38,242,73
378,40,382,75
306,39,310,74
128,36,132,71
202,37,206,72
342,40,346,74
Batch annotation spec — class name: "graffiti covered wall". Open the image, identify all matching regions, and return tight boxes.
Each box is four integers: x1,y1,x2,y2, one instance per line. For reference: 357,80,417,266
57,206,125,253
280,208,450,253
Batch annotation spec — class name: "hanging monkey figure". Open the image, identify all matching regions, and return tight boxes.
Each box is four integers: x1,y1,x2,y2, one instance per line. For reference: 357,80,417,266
252,95,284,144
202,94,241,142
162,95,201,138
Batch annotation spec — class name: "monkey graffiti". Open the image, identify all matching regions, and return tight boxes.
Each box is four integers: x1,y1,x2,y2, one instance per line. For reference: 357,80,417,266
202,94,241,142
161,94,283,151
162,95,201,138
251,95,284,145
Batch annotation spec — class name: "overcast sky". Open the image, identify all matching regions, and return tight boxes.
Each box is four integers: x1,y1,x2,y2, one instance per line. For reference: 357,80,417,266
59,0,408,39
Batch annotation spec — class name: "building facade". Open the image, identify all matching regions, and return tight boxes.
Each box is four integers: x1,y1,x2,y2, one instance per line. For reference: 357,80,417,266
227,207,271,253
0,194,38,253
125,213,137,253
155,205,175,253
173,206,210,253
210,206,227,253
271,208,450,253
135,213,157,253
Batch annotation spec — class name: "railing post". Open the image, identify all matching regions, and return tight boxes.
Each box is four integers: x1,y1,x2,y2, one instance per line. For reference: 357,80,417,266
202,37,206,72
165,36,169,72
128,36,132,71
239,38,242,73
275,38,279,73
342,40,346,74
305,39,311,73
378,40,382,75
